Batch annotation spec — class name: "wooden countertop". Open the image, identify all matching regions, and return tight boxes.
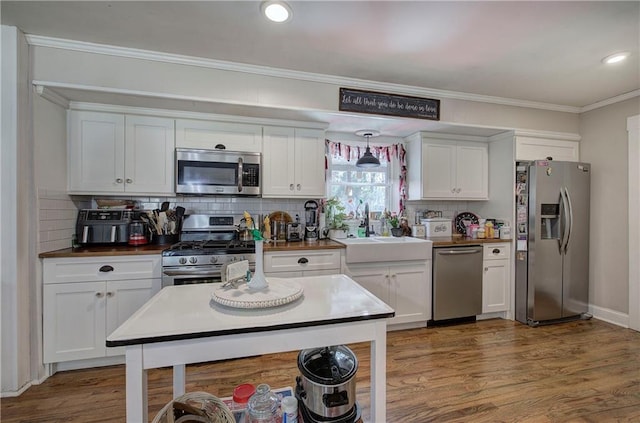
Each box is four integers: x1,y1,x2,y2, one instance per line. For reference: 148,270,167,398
263,239,345,252
39,239,345,258
426,236,511,246
38,244,169,258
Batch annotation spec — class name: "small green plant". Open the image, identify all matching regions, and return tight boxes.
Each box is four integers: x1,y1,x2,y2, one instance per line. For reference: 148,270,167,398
325,196,349,230
384,210,400,228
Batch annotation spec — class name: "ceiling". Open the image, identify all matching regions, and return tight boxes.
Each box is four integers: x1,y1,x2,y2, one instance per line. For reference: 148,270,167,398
2,1,639,136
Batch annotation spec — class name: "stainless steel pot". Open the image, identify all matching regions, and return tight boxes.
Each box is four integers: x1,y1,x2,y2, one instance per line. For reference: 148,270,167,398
296,345,358,419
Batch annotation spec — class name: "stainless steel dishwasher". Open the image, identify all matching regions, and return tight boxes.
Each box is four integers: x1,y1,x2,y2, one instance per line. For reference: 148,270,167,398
432,245,483,322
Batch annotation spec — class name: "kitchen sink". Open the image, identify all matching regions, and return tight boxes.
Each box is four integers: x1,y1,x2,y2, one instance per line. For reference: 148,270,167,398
337,236,433,263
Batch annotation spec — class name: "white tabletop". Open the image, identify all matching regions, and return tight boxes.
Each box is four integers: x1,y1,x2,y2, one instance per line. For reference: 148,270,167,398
107,274,395,347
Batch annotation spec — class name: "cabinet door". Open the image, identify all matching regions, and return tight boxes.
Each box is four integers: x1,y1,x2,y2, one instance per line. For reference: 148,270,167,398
105,278,162,356
68,111,125,193
482,259,509,313
43,282,106,363
389,263,429,324
346,266,390,306
515,136,579,162
456,143,488,199
262,126,296,197
293,129,326,197
124,116,175,194
175,119,262,152
422,142,456,198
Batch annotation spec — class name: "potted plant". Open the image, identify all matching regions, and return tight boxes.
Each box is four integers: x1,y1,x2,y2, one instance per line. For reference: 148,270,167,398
325,197,349,239
387,212,403,237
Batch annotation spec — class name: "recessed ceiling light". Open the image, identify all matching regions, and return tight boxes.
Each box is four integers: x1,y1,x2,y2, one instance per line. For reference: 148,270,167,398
602,52,630,65
261,1,292,23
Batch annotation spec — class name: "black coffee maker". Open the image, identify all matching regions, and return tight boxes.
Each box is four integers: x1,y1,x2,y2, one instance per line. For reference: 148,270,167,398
304,200,319,241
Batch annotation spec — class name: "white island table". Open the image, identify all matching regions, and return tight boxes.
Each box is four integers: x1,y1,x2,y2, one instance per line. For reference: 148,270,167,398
107,274,395,423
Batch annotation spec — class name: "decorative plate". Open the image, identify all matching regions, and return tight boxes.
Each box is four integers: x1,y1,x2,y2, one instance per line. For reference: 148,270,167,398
211,277,303,309
454,212,479,234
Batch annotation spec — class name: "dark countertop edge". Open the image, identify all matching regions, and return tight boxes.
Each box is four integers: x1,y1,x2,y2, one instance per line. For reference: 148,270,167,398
39,245,169,258
428,237,512,246
106,311,395,347
264,239,345,252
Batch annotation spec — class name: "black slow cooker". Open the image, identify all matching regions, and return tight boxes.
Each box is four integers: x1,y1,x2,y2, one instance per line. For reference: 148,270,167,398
296,345,358,420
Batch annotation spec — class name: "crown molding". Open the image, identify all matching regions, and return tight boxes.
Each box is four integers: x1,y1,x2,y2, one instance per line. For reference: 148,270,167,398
513,129,581,141
33,85,69,108
25,34,583,114
581,89,640,113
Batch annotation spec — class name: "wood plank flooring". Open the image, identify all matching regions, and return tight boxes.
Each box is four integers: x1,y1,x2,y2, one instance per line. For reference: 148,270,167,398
2,318,639,422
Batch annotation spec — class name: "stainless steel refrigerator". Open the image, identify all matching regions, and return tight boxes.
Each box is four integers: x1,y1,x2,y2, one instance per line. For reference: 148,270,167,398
515,160,591,326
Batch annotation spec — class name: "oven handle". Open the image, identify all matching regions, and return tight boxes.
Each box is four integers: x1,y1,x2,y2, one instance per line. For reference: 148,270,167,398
163,269,222,277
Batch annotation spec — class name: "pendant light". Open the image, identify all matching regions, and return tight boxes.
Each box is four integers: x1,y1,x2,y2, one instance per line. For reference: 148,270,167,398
355,130,381,168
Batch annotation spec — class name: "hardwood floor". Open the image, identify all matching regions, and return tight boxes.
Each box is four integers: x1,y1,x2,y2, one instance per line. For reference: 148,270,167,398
2,318,639,422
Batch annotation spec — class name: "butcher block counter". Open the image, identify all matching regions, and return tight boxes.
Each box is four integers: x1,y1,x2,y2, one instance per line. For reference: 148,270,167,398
39,239,345,258
427,235,511,246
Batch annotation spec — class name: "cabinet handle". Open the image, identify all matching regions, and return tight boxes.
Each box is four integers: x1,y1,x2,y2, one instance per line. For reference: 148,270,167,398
289,184,294,191
297,184,301,191
492,248,501,255
106,291,114,297
456,188,461,193
115,178,123,184
485,267,489,271
451,188,456,193
95,292,104,298
126,178,133,184
99,265,114,272
297,257,309,264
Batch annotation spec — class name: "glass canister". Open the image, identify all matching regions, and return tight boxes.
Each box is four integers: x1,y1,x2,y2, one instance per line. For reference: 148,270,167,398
247,383,279,423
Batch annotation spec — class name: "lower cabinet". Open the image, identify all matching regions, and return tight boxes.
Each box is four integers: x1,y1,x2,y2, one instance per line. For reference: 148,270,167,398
482,243,511,313
264,249,341,278
345,261,430,326
42,255,161,363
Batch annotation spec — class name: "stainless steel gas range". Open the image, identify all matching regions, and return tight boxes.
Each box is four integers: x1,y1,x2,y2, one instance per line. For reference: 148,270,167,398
161,214,256,287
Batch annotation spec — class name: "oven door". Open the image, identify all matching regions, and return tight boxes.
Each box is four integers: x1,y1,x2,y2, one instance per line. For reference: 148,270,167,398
175,148,260,196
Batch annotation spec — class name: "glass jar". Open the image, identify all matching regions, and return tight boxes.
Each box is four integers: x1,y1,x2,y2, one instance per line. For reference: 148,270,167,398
247,384,279,423
231,383,256,422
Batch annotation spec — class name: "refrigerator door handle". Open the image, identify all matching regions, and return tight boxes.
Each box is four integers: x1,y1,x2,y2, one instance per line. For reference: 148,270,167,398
564,187,574,254
560,187,570,253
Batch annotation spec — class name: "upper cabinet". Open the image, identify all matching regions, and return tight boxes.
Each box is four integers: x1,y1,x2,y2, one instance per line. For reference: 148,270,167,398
406,134,488,200
262,126,326,198
68,111,175,195
175,119,262,153
515,136,580,162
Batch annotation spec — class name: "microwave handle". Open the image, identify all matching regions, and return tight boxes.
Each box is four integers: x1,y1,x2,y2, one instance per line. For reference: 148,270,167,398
237,157,243,193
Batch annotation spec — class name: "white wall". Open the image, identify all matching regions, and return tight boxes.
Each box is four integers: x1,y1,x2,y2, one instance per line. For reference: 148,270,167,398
580,97,640,319
1,25,34,395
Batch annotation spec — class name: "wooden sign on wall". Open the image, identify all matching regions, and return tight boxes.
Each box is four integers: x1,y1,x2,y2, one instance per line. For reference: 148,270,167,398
339,88,440,120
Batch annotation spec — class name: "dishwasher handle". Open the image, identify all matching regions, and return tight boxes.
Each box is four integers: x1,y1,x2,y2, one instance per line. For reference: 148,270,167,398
436,248,482,255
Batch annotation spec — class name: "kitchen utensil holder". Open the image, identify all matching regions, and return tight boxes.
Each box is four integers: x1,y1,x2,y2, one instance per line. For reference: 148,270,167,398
153,234,178,245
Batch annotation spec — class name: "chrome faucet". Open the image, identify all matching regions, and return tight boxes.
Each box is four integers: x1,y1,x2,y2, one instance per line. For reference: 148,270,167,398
364,202,370,237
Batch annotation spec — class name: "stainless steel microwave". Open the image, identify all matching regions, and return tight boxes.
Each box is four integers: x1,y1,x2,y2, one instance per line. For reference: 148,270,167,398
175,148,261,196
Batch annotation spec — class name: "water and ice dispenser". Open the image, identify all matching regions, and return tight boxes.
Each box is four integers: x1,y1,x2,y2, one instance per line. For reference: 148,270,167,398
540,203,560,240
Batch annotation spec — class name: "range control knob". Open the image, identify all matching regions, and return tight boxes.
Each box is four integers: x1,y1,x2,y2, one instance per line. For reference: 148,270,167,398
179,257,187,265
209,256,218,264
189,257,197,264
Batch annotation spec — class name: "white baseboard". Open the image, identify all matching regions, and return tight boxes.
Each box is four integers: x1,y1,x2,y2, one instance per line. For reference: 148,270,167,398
589,304,629,328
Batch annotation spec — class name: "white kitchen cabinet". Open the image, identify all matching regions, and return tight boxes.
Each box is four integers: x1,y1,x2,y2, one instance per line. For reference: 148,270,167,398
406,136,488,200
175,119,262,153
515,136,580,162
482,243,511,313
264,249,341,278
42,255,162,363
68,111,175,195
346,262,429,326
262,126,326,198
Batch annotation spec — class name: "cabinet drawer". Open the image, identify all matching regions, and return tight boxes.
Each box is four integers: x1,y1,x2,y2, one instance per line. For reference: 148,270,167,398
264,250,341,273
483,243,511,260
43,255,161,284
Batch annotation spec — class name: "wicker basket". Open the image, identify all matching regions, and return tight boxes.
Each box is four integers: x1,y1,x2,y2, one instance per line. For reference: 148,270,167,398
152,391,235,423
